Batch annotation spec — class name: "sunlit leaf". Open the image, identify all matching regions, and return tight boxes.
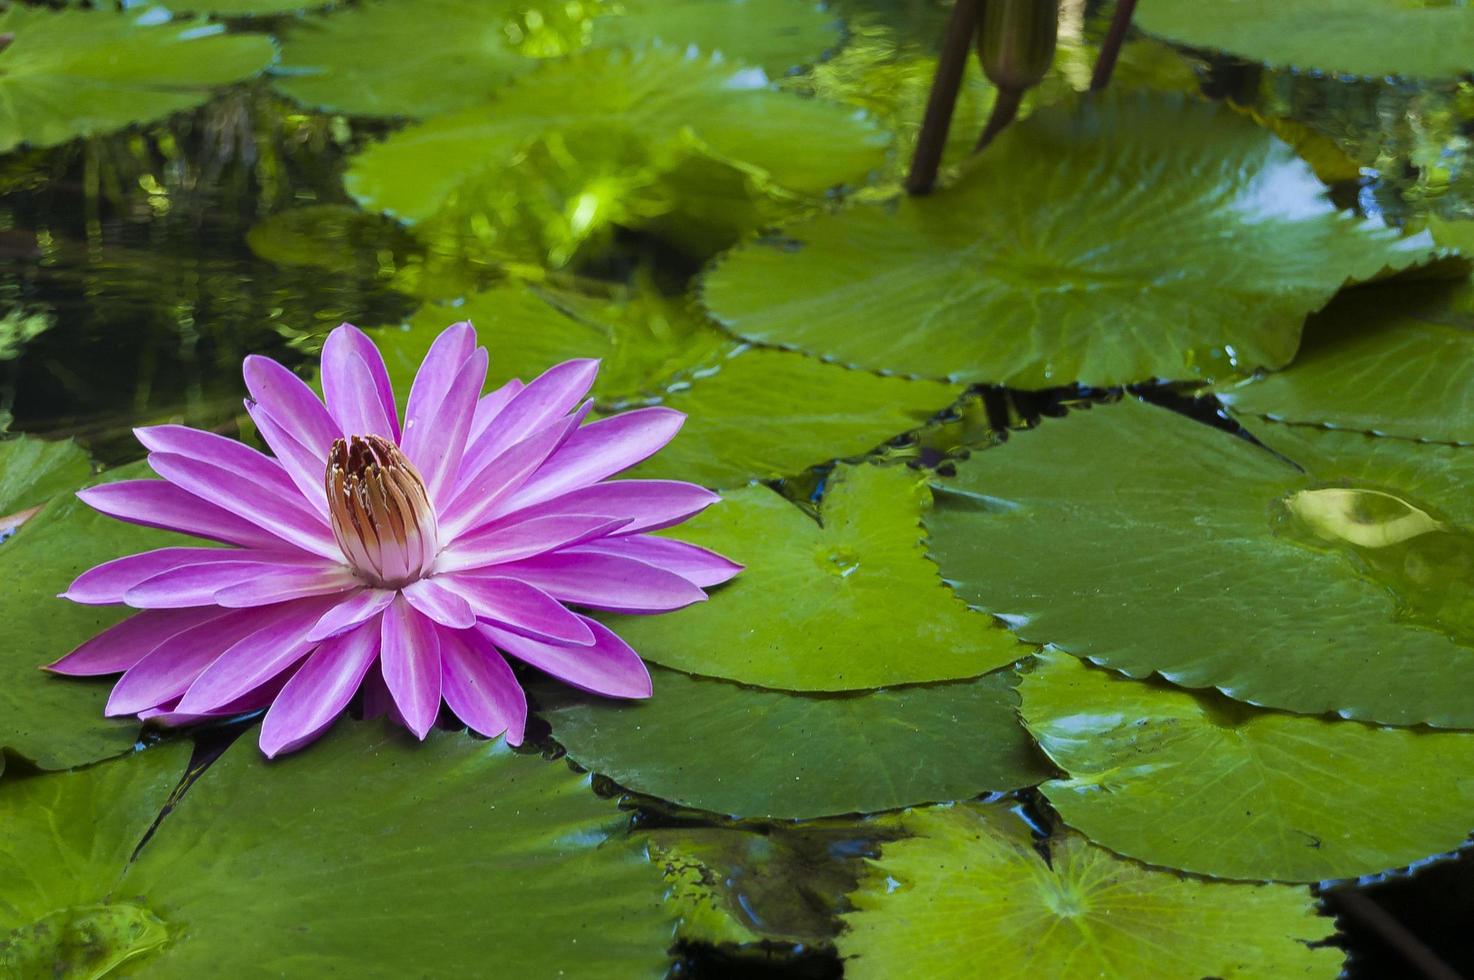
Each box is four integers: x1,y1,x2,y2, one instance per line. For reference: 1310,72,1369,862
925,398,1474,727
0,744,190,976
1020,650,1474,882
0,435,90,521
1136,0,1474,79
611,463,1028,689
701,92,1429,388
0,6,277,153
594,0,839,74
1219,278,1474,444
839,802,1343,978
539,666,1046,819
114,722,673,976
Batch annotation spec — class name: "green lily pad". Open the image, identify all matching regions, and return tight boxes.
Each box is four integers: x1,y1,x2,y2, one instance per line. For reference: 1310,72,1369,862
539,666,1045,819
0,744,191,977
700,92,1428,389
0,6,277,153
390,283,736,408
0,466,187,769
1136,0,1474,80
649,819,903,949
0,435,90,521
593,0,839,74
838,803,1342,978
114,722,672,976
346,47,890,226
1219,279,1474,444
610,463,1028,689
1021,650,1474,883
925,397,1474,728
627,349,960,487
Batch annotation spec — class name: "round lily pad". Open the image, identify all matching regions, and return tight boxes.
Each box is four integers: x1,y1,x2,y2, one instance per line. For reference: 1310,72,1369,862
1136,0,1474,80
0,6,277,153
345,47,890,225
1219,278,1474,445
1020,650,1474,882
0,744,191,976
925,398,1474,728
0,434,90,521
539,665,1046,819
115,722,673,976
612,463,1029,690
701,92,1429,389
839,803,1343,978
593,0,839,74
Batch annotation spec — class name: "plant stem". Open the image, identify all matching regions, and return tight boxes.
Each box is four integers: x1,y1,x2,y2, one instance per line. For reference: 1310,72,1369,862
1089,0,1138,91
974,86,1022,152
905,0,984,196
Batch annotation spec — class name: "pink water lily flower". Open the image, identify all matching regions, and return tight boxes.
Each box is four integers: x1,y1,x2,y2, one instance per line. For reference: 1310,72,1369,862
48,322,740,757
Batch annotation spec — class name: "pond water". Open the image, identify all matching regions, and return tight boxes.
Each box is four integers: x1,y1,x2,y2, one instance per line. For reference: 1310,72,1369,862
2,1,1474,978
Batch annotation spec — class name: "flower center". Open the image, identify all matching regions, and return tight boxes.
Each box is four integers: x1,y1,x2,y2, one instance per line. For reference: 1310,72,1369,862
326,435,440,589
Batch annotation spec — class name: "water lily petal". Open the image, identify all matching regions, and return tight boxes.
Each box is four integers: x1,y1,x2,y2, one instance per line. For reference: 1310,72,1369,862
134,424,308,509
259,619,382,758
124,558,337,609
406,344,487,509
242,354,341,456
466,378,524,448
306,588,395,642
436,515,627,573
174,596,340,715
321,323,400,441
458,358,598,479
213,564,361,608
482,617,652,699
437,573,595,646
493,551,708,613
569,535,743,587
245,400,332,517
379,595,442,738
402,577,477,629
401,322,475,490
439,627,527,744
77,480,296,550
441,408,589,539
64,547,259,605
485,479,719,536
47,607,230,676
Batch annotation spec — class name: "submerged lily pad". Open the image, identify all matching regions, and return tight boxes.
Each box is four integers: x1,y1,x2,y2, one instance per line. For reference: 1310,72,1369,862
346,47,889,226
839,803,1342,978
539,666,1046,819
611,463,1028,689
593,0,839,74
0,435,90,522
701,92,1427,389
925,398,1474,728
0,6,277,153
0,744,190,976
1021,651,1474,882
116,722,672,976
1219,279,1474,444
1136,0,1474,79
0,467,185,769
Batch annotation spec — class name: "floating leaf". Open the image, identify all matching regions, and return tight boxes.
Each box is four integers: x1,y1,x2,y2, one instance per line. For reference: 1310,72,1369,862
114,722,672,976
0,744,190,974
181,0,334,14
701,92,1427,388
1020,650,1474,882
539,666,1045,819
1219,279,1474,444
346,47,890,226
594,0,839,74
611,463,1027,689
626,349,959,487
0,467,188,769
0,435,90,522
838,803,1343,978
1136,0,1474,79
925,398,1474,727
0,6,277,153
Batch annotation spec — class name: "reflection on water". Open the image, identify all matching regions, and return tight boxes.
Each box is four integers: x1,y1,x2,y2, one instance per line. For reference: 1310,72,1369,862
1277,485,1474,646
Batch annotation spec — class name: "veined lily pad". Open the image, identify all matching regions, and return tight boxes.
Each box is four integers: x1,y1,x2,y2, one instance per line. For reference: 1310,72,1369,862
1,466,188,769
539,666,1046,819
1020,650,1474,882
925,398,1474,728
701,92,1428,389
0,435,90,525
838,803,1342,978
1219,279,1474,444
1136,0,1474,80
346,47,890,226
593,0,839,74
0,744,190,978
610,463,1028,689
0,6,277,153
115,722,673,976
